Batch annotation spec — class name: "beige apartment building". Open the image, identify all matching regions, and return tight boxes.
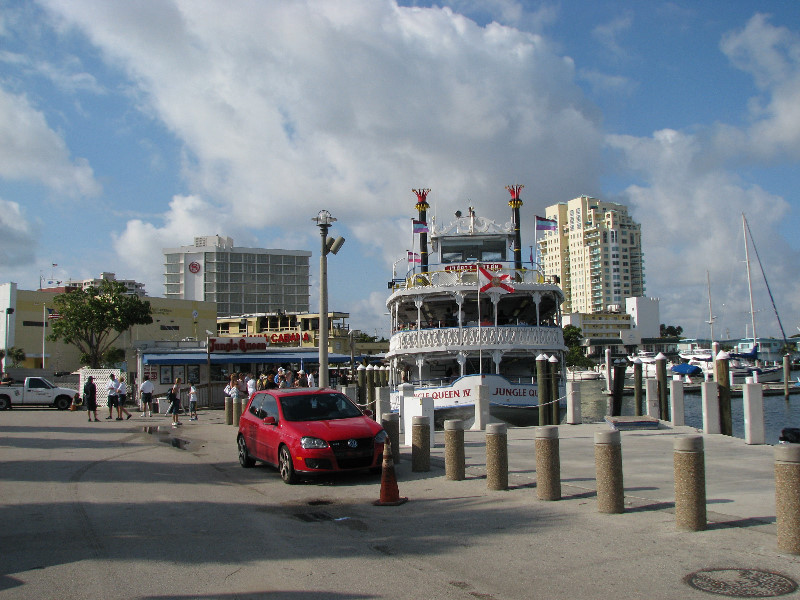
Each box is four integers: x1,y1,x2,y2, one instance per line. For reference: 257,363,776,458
538,196,645,314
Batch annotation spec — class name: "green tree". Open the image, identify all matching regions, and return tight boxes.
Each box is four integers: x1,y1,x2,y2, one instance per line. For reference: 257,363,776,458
6,347,25,367
563,325,594,368
660,324,684,338
48,280,153,368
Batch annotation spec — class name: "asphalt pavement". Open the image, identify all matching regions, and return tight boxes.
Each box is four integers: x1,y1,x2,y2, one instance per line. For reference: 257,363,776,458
2,406,800,599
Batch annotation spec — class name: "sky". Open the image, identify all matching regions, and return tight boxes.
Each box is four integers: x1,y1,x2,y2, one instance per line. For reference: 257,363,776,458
2,0,800,343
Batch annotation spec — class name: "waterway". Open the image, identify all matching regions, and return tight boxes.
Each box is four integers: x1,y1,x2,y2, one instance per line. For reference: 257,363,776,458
576,379,800,445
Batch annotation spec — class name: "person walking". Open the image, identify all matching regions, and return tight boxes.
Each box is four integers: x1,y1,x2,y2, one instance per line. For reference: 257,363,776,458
140,375,154,417
189,383,198,421
105,373,118,420
168,377,182,428
224,373,240,407
84,376,98,422
307,369,316,388
117,375,132,420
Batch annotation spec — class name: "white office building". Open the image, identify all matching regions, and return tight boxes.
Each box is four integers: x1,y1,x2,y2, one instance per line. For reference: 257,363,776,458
163,236,311,317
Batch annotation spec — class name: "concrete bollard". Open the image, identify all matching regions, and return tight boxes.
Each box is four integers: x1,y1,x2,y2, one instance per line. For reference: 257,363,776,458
645,379,659,419
486,423,508,491
381,412,400,464
594,430,624,514
566,381,581,425
224,397,233,425
674,436,706,531
472,384,490,431
375,387,391,423
670,377,685,427
775,445,800,554
232,398,242,426
701,381,721,434
535,426,561,501
742,382,765,445
444,419,466,481
411,415,431,472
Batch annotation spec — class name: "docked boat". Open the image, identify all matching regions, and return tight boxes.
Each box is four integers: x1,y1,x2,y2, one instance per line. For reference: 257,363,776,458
567,367,602,381
386,187,566,427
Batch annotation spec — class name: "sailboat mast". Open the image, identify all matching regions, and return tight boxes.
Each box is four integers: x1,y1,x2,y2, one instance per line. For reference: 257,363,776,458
706,270,714,344
743,213,757,350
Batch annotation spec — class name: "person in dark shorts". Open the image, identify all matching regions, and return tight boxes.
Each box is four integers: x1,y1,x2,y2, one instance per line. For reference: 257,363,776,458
106,373,118,419
84,376,98,422
168,377,182,428
140,375,154,417
117,375,132,420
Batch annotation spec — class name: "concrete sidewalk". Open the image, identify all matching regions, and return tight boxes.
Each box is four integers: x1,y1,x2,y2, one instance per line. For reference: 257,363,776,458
3,407,800,599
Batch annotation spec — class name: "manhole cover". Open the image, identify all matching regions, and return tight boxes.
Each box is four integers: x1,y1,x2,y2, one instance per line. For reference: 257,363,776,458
685,569,798,597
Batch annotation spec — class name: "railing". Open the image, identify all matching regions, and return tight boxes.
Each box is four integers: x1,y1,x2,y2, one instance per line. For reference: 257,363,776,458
393,263,559,291
389,325,564,353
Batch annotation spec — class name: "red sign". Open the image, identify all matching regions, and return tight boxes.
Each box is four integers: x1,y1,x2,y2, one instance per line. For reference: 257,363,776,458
188,261,201,274
270,332,311,345
208,337,267,353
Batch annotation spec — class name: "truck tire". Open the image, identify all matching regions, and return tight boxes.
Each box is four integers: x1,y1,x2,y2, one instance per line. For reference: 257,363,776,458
0,395,10,410
54,395,72,410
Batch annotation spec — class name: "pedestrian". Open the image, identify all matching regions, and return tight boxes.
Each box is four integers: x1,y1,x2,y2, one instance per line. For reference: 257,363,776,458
189,383,198,421
246,372,256,397
307,369,316,388
265,369,278,389
224,374,240,404
105,373,118,419
84,376,98,422
284,368,294,387
117,375,132,420
168,377,182,428
237,373,248,400
295,370,308,387
140,375,154,417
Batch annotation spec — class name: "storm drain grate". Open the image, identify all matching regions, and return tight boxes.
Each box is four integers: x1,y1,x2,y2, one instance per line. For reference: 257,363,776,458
685,569,798,597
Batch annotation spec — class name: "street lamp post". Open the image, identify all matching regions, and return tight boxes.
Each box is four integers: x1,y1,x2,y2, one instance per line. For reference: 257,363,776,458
312,210,345,389
4,308,14,372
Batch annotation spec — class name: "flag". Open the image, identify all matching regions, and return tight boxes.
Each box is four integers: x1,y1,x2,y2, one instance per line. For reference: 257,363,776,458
46,308,62,320
412,219,428,234
478,265,514,293
407,251,421,264
535,215,557,231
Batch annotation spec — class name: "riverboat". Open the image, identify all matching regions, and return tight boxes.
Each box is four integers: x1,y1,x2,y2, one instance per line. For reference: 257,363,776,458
386,187,566,427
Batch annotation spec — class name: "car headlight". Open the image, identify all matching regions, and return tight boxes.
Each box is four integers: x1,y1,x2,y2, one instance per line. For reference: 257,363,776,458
374,430,388,444
301,436,329,449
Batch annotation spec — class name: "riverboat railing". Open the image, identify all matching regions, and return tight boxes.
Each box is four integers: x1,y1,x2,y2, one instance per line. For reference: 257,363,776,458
389,324,564,353
390,262,559,291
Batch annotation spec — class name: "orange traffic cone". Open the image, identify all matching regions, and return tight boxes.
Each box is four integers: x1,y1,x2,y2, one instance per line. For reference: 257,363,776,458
373,439,408,506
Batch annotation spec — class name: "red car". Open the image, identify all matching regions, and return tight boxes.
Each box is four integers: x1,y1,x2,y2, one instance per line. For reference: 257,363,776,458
237,388,387,484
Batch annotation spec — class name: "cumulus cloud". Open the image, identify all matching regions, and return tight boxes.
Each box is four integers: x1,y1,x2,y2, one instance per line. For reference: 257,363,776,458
0,86,101,196
0,198,36,267
41,0,602,256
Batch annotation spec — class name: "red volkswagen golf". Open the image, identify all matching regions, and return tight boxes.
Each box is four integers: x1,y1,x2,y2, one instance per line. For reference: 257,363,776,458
237,388,387,484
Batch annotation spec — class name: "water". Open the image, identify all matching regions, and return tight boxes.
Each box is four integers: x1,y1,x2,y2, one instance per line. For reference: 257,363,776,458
576,379,800,445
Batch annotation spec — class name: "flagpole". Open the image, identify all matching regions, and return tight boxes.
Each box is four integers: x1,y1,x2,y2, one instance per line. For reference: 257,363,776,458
42,304,46,370
477,261,482,375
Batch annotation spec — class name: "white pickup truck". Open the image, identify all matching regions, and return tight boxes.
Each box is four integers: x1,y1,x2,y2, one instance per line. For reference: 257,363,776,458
0,377,77,410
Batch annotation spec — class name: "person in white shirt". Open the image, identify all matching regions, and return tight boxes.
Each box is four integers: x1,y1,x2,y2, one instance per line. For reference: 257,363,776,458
140,376,155,417
105,374,118,420
189,384,198,420
116,376,132,420
246,373,256,397
307,370,316,388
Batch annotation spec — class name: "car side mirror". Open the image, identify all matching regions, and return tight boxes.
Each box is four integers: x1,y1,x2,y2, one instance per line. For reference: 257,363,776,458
362,409,373,417
263,416,277,425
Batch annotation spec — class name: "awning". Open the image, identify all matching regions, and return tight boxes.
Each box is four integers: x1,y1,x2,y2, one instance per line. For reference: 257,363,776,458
142,352,357,366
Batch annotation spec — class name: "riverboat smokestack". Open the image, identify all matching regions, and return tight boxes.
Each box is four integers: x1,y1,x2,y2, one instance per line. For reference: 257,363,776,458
506,184,524,270
413,188,431,272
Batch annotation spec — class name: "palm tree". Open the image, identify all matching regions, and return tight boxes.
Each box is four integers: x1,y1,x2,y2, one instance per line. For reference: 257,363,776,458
6,347,25,367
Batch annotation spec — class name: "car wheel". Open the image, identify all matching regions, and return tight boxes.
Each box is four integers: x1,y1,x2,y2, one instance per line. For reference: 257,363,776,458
0,396,9,410
278,445,297,484
54,396,71,410
237,435,255,468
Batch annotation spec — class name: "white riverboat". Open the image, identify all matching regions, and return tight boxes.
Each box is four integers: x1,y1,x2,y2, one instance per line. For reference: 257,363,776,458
386,187,566,427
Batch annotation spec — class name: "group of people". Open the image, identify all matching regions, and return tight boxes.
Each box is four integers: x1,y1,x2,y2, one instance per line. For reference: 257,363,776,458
223,367,317,402
82,373,197,427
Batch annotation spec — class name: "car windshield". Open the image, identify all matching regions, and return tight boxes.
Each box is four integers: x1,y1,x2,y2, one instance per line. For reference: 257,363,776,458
279,393,363,422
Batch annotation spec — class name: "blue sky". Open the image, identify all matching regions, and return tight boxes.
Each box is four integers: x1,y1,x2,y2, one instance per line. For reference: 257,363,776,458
2,0,800,341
